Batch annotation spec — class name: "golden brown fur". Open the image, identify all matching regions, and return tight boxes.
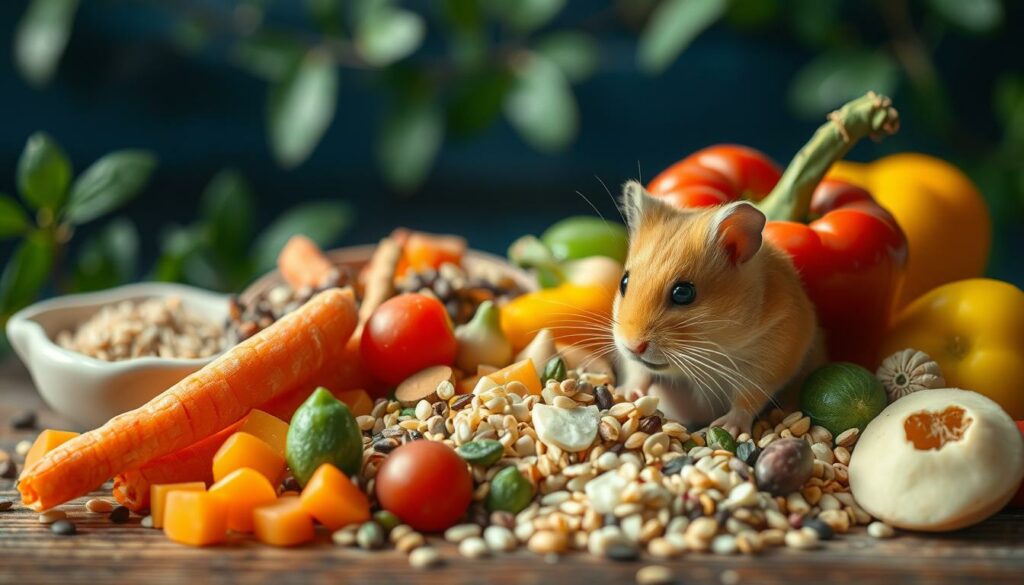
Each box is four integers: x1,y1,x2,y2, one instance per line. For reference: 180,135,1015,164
613,181,819,433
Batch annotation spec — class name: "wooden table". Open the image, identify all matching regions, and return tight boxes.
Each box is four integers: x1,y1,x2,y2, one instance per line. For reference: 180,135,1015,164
2,357,1023,585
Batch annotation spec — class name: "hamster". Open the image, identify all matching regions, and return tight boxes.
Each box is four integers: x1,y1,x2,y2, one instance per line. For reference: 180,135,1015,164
612,180,820,435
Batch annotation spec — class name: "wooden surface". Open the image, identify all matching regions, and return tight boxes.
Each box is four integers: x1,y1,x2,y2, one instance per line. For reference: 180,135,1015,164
2,357,1023,585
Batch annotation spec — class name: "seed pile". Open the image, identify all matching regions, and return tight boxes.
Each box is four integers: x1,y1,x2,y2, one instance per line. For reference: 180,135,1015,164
56,296,224,361
395,262,525,325
339,369,887,566
226,269,348,344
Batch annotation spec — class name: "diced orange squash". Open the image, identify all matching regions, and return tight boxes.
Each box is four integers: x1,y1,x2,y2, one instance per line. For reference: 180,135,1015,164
208,468,277,533
335,388,373,418
23,430,79,471
212,432,286,485
299,464,370,530
394,230,467,277
151,482,206,529
253,497,314,547
457,374,481,395
486,359,542,395
163,491,227,546
238,409,289,459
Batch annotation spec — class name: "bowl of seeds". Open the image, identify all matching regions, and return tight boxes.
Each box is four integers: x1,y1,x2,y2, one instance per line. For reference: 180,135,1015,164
6,282,230,428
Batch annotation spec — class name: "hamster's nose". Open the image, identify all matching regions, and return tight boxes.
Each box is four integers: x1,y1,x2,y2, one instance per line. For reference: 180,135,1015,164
628,340,649,356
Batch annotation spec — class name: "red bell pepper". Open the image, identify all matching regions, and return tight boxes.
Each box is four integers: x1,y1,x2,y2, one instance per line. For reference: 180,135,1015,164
647,93,907,368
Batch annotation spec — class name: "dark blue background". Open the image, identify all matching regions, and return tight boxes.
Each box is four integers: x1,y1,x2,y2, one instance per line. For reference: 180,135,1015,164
1,1,1020,288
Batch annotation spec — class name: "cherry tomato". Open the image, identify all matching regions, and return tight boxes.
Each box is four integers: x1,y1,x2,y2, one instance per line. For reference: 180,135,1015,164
360,293,457,386
375,440,472,532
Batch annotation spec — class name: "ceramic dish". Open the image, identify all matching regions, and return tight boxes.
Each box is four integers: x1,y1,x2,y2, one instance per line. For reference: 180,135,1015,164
6,282,230,429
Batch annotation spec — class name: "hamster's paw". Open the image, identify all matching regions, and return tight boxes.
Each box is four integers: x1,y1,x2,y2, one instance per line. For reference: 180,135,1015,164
710,408,754,438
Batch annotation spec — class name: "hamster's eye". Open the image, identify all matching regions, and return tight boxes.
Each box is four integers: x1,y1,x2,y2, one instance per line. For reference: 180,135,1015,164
620,271,629,296
670,282,696,306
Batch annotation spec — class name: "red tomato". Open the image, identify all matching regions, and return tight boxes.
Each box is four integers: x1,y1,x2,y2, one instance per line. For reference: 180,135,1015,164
375,441,472,532
1010,421,1024,508
360,293,457,386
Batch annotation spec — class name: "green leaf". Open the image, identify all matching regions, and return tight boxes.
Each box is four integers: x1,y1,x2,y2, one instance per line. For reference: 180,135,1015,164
201,168,255,261
306,0,343,35
152,224,204,283
252,201,353,271
65,150,156,225
725,0,777,29
927,0,1003,35
17,132,71,212
0,195,31,239
994,74,1024,146
504,53,578,152
447,71,512,137
536,31,599,83
377,99,444,192
637,0,727,75
787,50,899,118
232,32,305,81
13,0,79,87
491,0,566,33
789,0,840,46
268,50,338,168
73,218,138,292
355,6,426,67
0,231,54,314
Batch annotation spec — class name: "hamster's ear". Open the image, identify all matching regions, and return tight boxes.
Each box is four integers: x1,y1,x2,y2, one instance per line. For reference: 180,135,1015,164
710,201,766,265
621,180,670,229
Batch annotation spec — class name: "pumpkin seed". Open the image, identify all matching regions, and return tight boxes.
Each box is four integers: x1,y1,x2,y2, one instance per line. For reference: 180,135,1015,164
543,356,567,384
708,426,737,453
486,466,534,514
456,439,505,467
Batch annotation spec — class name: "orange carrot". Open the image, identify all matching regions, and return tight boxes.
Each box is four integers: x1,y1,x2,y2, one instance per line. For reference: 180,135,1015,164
111,421,242,512
278,235,335,290
19,288,358,511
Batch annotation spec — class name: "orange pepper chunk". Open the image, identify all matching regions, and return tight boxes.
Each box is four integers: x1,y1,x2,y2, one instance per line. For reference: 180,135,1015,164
253,497,314,547
238,409,289,459
486,359,542,395
299,464,370,530
163,491,227,546
212,432,286,485
208,468,278,533
23,430,79,472
151,482,206,528
335,389,373,418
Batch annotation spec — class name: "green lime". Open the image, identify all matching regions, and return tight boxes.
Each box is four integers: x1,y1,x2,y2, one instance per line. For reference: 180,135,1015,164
286,387,363,486
541,216,629,263
800,362,887,435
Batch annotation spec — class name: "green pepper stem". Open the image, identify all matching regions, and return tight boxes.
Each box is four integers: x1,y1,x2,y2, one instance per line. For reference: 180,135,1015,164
758,92,900,222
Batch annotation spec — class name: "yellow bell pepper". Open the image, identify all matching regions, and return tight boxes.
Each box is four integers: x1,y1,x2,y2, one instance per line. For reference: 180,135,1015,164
828,153,990,308
881,278,1024,419
500,283,615,351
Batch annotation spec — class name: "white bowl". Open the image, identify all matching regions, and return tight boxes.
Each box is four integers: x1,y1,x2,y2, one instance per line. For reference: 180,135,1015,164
6,283,230,429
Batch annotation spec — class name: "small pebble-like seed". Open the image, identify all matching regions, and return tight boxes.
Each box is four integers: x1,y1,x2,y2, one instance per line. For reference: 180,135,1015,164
528,530,568,554
484,525,517,552
396,532,425,553
459,536,490,558
10,410,37,430
711,534,738,555
444,523,482,543
867,521,895,539
85,499,113,514
605,541,640,561
39,510,67,524
109,506,131,524
409,546,443,569
15,440,32,457
0,500,13,512
835,428,859,447
785,529,819,550
636,565,673,585
357,522,385,550
802,518,834,540
140,515,154,529
0,459,16,479
332,528,357,546
51,520,76,536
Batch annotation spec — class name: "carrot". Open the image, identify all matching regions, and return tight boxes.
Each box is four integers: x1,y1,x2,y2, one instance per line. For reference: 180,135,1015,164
278,235,335,290
111,421,242,512
19,287,358,511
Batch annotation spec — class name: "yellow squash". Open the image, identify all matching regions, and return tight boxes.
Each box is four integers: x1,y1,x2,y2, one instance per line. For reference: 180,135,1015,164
500,283,615,351
882,278,1024,419
828,153,990,308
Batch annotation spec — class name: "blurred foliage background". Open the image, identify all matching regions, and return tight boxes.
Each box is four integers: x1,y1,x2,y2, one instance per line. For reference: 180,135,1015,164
1,0,1022,335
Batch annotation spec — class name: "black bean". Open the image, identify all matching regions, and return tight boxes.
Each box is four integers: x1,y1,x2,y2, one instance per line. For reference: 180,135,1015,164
603,513,618,527
0,459,16,479
605,542,639,561
451,395,473,411
715,509,730,525
51,520,76,536
281,476,301,492
10,410,36,430
736,441,760,466
0,500,13,512
661,456,692,476
594,386,614,411
373,437,400,453
803,518,834,540
403,430,424,444
638,416,662,435
110,506,131,524
687,506,705,521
